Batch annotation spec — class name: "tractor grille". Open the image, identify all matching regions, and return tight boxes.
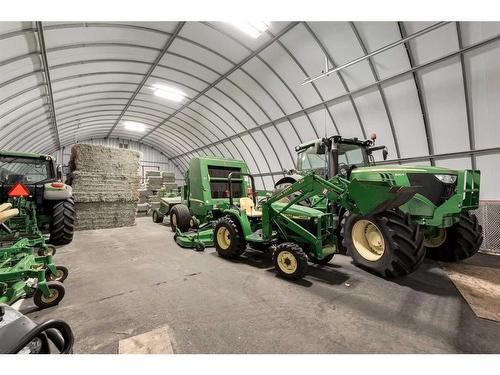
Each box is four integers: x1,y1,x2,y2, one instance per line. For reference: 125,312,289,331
291,217,317,234
407,173,457,206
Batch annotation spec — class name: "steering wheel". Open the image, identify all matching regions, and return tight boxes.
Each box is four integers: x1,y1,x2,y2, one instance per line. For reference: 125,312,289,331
337,163,351,178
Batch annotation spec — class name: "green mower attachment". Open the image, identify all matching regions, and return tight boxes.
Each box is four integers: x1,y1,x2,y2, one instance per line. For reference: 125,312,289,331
174,223,214,251
0,197,56,256
0,238,67,309
0,201,67,309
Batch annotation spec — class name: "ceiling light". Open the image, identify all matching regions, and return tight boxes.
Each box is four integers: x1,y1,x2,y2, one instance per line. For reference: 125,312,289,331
228,21,270,38
152,83,186,103
123,121,145,132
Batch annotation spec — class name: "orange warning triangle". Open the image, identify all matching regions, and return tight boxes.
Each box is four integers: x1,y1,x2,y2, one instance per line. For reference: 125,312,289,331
7,183,30,198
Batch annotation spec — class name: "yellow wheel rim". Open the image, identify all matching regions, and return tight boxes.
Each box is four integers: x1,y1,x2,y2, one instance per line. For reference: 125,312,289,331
277,251,298,274
352,219,385,261
171,213,177,227
216,227,231,250
424,228,447,248
41,289,59,303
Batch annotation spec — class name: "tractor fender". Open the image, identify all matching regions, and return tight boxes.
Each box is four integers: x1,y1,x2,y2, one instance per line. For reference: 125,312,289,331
222,208,252,237
43,183,73,201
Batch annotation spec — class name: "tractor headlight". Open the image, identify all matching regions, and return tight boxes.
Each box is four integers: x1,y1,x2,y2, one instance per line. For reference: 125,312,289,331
435,174,457,184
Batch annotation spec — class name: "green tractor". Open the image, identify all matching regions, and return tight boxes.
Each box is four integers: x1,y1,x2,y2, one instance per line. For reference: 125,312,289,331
176,163,419,279
161,156,252,248
0,151,75,245
273,135,482,274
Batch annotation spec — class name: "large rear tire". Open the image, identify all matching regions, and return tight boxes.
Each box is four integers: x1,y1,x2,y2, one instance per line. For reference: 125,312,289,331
214,216,246,259
425,212,483,262
49,198,75,245
342,209,425,278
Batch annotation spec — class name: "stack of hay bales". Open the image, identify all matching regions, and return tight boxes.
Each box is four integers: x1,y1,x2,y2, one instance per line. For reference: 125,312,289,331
67,144,140,230
146,170,163,191
162,171,177,193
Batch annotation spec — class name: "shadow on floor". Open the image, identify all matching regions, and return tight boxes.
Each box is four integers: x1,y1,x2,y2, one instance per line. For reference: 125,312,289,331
209,248,351,287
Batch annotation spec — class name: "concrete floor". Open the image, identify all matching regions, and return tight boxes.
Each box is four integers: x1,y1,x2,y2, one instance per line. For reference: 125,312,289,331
21,217,500,354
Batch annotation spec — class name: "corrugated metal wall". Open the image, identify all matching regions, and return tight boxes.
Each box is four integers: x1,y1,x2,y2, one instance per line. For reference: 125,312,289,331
52,138,184,183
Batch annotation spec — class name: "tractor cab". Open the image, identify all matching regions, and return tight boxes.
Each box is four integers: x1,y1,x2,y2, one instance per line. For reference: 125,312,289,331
295,135,388,179
0,150,74,246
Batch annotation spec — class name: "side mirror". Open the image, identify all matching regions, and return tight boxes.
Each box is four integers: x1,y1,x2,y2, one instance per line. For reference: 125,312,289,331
383,149,388,161
56,165,63,180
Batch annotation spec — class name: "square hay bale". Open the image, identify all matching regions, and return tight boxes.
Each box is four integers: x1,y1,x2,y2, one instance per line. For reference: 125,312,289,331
69,144,140,175
146,176,163,190
75,202,137,230
70,171,140,203
145,170,161,177
161,172,176,183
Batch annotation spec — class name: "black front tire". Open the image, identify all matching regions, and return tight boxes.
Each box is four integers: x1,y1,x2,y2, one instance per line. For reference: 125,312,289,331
38,244,56,257
214,216,246,259
425,212,483,262
46,266,69,283
33,281,66,309
49,198,75,245
342,209,425,278
273,242,308,280
152,209,164,223
170,204,191,232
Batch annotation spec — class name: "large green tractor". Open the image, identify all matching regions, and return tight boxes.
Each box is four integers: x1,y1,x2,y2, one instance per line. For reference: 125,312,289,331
0,151,75,245
273,135,482,275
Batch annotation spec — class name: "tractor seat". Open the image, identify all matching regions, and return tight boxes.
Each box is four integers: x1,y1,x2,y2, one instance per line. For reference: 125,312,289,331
0,203,19,225
239,197,262,218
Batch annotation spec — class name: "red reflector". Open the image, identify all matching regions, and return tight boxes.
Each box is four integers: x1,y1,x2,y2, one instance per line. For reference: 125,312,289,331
51,183,64,188
7,183,30,198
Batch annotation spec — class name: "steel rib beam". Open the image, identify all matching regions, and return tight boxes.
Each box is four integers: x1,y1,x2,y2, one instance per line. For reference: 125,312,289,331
139,22,299,141
349,22,401,159
398,22,435,165
168,32,500,160
35,22,61,150
455,22,477,170
106,22,185,138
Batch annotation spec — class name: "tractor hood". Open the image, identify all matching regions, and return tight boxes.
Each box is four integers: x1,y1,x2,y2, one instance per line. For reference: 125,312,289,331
351,165,457,177
270,201,324,218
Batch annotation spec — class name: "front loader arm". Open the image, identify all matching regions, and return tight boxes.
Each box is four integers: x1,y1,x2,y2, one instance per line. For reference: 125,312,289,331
262,173,418,238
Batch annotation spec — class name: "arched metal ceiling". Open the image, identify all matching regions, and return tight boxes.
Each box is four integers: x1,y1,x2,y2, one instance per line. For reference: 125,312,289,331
1,21,500,194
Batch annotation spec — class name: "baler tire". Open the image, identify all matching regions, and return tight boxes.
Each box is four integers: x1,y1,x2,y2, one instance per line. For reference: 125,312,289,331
425,212,483,262
342,209,425,278
308,253,334,265
49,198,75,245
273,242,308,280
152,209,164,223
170,204,191,232
214,216,246,259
